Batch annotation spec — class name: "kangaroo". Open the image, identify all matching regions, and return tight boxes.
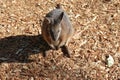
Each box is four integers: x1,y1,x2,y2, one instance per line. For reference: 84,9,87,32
41,4,74,57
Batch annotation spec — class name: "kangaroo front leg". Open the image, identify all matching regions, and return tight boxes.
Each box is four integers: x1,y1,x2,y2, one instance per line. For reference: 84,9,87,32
61,45,70,58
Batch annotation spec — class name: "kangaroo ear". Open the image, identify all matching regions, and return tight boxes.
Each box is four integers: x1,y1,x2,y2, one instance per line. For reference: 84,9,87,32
55,12,64,24
45,17,51,24
58,12,64,22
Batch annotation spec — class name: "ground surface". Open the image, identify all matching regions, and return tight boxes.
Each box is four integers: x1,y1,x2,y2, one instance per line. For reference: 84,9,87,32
0,0,120,80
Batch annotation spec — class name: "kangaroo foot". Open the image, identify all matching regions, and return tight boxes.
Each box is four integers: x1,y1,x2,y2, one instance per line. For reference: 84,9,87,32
61,45,70,58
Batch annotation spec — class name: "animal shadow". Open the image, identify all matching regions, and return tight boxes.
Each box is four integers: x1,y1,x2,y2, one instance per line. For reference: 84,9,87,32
0,35,51,63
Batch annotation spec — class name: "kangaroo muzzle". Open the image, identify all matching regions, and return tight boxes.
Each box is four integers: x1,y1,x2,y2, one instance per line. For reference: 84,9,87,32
50,29,58,41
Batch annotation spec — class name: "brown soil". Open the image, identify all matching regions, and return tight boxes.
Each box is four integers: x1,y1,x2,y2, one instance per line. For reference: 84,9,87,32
0,0,120,80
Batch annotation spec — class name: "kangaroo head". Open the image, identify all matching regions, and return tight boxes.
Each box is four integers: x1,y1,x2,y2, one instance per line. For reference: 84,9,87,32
45,12,64,41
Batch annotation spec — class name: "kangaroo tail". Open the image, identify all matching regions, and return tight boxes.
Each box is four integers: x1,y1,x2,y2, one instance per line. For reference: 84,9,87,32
56,4,62,9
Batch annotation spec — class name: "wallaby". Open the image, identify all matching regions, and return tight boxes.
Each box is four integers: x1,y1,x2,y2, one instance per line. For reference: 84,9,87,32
41,4,74,57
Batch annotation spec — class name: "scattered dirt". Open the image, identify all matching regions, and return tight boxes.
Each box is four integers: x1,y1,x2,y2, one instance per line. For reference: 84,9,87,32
0,0,120,80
